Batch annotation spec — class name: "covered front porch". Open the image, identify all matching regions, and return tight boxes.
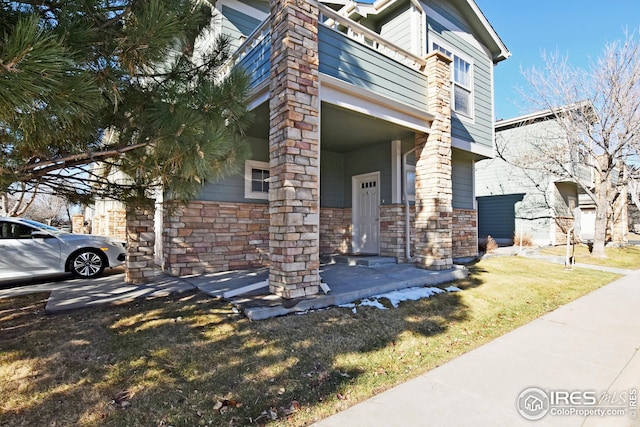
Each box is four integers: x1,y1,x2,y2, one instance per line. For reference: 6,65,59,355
191,257,468,321
160,0,457,300
246,96,425,257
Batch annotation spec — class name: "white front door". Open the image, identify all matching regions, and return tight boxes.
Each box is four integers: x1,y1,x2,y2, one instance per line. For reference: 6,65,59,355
352,172,380,254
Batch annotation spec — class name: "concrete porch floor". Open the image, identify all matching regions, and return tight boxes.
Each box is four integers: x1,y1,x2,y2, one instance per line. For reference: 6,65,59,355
190,258,469,320
14,257,468,319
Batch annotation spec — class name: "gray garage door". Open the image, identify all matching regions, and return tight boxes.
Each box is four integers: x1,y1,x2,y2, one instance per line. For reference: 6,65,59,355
477,194,525,241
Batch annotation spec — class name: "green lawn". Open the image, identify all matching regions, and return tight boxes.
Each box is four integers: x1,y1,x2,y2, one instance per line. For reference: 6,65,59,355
0,254,629,427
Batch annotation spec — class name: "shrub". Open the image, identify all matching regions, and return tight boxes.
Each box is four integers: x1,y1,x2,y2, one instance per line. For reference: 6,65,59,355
513,232,534,247
478,235,498,253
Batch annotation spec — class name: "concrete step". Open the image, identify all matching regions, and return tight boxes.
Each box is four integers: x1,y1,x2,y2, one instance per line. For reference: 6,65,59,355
326,255,397,267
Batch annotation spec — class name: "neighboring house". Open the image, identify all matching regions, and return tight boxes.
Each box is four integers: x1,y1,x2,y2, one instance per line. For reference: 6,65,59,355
629,198,640,235
82,199,126,241
475,108,597,246
628,180,640,234
137,0,510,299
76,165,129,242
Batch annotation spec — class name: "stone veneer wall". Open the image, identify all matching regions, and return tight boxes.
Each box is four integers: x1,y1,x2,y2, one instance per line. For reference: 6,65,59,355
413,51,453,270
161,203,479,275
611,186,628,243
554,216,574,245
319,207,352,255
92,209,127,241
72,214,86,234
162,203,355,275
267,0,321,298
629,200,640,233
71,210,126,241
381,206,477,262
380,204,415,263
125,207,155,284
452,208,477,260
163,201,269,276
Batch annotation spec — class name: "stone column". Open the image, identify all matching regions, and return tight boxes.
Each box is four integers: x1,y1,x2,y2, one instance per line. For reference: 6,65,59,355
125,206,156,284
268,0,320,298
414,52,453,270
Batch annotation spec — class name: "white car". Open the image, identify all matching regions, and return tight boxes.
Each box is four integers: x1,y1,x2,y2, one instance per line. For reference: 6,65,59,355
0,217,126,282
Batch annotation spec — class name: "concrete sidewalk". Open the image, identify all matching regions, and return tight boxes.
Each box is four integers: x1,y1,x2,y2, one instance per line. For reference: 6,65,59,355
43,271,196,313
313,269,640,427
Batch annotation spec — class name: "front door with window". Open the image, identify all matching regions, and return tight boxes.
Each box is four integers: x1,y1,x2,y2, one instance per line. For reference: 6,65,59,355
352,172,380,254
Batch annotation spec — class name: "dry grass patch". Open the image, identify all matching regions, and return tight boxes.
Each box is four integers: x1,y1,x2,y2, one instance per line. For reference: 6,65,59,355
0,257,622,426
540,244,640,270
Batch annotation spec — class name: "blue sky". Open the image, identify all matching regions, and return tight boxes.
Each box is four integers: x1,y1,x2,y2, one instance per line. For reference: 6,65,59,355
474,0,640,120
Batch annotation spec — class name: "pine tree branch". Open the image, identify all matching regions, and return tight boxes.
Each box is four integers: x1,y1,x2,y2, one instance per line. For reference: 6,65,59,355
15,142,150,180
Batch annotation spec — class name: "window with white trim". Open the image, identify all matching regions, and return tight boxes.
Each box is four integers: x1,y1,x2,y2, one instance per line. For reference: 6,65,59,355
244,160,269,200
406,165,416,202
432,41,473,118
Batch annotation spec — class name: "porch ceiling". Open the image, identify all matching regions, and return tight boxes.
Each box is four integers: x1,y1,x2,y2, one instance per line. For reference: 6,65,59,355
246,102,414,153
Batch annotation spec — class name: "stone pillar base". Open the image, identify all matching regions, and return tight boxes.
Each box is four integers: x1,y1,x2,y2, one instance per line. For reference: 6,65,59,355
269,270,320,300
125,207,156,284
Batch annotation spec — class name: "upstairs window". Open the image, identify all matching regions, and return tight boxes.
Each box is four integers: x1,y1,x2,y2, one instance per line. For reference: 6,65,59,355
244,160,269,200
432,41,473,118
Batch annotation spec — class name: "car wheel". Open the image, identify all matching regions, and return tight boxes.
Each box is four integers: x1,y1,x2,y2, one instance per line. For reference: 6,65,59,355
69,249,106,278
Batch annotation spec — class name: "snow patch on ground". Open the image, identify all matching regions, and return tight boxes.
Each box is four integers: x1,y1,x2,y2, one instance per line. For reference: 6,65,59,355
340,285,462,312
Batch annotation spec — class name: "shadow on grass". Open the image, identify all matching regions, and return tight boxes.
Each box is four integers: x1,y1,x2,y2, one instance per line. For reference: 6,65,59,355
0,266,489,427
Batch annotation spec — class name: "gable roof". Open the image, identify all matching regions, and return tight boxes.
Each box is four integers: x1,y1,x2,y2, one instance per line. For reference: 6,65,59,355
458,0,510,63
321,0,510,63
496,101,597,131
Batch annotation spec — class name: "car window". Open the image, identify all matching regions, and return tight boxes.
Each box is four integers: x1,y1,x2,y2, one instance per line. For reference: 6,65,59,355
0,221,35,239
20,219,64,234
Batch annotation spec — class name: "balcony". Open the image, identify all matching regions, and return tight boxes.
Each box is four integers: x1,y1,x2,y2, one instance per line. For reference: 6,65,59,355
226,4,428,112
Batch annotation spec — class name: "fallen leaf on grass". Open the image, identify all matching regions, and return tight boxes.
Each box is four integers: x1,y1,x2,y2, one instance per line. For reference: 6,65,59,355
374,367,387,376
281,400,301,416
111,389,135,408
213,399,243,414
254,400,301,423
254,406,279,423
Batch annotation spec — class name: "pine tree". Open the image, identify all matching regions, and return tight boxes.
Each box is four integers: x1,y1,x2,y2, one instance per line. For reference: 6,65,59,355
0,0,251,212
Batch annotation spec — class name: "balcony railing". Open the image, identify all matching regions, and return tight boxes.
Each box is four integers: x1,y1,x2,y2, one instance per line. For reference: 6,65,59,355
318,4,426,71
221,4,428,109
220,17,271,83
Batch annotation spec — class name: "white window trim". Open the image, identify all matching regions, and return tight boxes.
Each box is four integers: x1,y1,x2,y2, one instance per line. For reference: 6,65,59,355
430,37,475,121
244,160,269,200
406,164,416,202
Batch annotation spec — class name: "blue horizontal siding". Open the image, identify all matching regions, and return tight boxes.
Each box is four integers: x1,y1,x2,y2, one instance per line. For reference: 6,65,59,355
320,150,345,208
452,154,474,209
196,138,269,203
428,19,494,150
379,8,413,52
343,142,393,207
221,5,261,39
318,25,427,110
235,35,270,90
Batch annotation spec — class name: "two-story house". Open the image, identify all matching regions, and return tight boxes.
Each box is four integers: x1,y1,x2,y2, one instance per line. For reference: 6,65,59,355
152,0,509,299
476,108,599,247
